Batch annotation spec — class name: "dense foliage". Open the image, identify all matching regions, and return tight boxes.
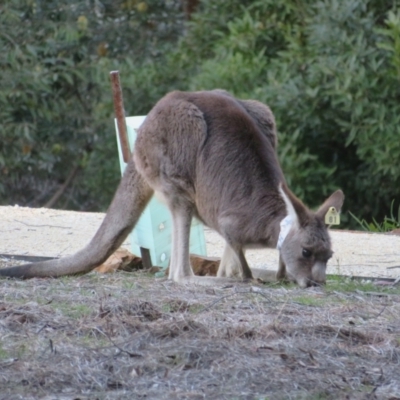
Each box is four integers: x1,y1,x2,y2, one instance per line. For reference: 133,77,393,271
1,0,399,227
0,0,184,209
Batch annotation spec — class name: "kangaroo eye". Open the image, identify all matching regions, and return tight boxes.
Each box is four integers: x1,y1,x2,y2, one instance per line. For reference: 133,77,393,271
302,249,312,258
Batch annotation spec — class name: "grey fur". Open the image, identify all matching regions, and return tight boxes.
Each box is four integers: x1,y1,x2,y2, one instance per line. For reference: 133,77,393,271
0,90,344,287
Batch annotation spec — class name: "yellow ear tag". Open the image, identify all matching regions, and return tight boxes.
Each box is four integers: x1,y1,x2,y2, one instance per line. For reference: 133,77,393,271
325,207,340,225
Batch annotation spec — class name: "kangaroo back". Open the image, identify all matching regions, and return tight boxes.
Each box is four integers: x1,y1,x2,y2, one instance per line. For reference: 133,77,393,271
135,91,285,244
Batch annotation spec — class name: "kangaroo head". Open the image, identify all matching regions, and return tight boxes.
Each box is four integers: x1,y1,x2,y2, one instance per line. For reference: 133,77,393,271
277,186,344,288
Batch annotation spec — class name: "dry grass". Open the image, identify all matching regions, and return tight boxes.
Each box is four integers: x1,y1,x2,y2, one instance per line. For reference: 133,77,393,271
0,258,400,400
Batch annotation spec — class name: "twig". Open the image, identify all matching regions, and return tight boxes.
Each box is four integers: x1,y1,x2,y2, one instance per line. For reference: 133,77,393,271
197,292,243,313
44,163,81,208
100,329,143,358
13,220,71,229
355,290,391,297
197,287,318,314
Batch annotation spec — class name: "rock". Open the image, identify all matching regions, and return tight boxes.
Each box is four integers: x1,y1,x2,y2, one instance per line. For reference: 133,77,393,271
190,254,220,276
165,254,220,277
94,248,142,273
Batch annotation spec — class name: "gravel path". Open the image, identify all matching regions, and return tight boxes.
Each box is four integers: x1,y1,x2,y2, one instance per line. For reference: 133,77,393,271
1,205,399,279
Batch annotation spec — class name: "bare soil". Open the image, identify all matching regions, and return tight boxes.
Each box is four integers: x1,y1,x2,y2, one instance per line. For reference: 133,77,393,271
0,258,400,400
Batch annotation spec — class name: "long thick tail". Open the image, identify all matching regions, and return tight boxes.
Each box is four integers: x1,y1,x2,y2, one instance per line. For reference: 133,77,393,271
0,159,154,279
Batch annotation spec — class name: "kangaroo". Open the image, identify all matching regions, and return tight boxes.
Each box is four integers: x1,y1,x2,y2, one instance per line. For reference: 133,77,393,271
0,90,344,287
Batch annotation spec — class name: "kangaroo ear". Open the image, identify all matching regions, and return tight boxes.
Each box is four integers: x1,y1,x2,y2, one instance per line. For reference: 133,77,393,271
316,190,345,221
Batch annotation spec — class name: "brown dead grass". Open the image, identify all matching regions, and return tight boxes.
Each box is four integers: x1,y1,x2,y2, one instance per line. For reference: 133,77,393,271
0,257,399,400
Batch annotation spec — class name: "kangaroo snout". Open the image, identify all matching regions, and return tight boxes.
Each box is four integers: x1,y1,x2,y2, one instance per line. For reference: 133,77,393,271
299,262,327,288
285,261,327,288
296,276,326,289
310,262,326,286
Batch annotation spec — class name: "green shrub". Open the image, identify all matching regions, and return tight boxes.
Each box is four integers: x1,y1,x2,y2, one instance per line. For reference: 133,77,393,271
1,0,400,229
350,200,400,232
172,0,400,227
0,0,184,210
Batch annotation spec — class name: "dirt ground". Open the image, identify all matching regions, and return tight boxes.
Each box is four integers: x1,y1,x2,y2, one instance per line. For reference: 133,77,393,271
0,257,399,400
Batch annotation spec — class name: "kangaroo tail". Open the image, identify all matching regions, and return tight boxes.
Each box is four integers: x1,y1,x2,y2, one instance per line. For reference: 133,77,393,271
0,159,154,279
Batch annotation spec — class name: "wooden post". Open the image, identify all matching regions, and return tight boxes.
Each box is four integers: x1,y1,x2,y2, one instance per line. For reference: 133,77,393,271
110,71,131,163
110,73,153,269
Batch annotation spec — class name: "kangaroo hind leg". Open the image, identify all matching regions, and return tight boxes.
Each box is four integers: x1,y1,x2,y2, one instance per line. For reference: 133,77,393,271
217,242,253,279
168,205,253,286
168,202,195,282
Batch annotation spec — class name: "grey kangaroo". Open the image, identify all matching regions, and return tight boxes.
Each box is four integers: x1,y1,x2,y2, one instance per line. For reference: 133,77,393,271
0,90,344,287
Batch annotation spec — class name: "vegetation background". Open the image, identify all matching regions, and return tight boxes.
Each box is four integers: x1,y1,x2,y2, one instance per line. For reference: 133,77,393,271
1,0,399,228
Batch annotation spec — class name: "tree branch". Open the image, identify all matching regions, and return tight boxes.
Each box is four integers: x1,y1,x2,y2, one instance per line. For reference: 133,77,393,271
44,164,81,208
